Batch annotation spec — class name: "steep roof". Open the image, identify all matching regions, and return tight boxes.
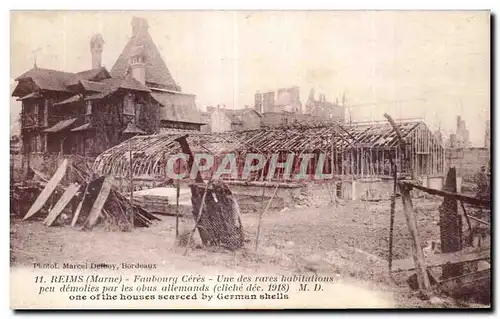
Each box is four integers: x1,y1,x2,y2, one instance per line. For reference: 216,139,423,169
12,66,113,96
54,76,151,106
110,19,179,91
151,91,203,124
15,68,74,92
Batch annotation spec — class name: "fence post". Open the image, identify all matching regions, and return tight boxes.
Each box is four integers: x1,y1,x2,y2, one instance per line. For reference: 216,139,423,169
399,182,431,296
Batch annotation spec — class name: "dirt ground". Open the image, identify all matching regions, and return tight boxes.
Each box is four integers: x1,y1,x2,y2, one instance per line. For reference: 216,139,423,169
10,196,488,308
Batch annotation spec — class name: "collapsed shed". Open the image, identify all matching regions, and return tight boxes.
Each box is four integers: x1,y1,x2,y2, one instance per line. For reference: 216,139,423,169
93,120,446,196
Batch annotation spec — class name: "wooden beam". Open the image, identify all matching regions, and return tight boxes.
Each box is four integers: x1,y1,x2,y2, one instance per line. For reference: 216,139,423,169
400,181,490,207
23,159,68,220
399,182,431,294
84,175,114,229
44,183,80,226
392,248,490,272
468,215,490,226
388,163,397,272
438,269,490,296
71,201,83,227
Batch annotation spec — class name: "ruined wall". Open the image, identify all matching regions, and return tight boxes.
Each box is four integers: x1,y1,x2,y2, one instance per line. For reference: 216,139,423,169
344,179,394,201
446,147,490,182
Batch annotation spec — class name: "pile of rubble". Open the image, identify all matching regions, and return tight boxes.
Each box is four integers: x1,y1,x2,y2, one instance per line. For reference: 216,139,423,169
17,159,160,231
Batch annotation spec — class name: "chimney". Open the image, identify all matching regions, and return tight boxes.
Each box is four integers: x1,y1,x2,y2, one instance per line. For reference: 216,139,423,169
129,45,146,85
289,86,300,106
308,88,315,101
132,17,149,37
262,92,275,113
254,91,263,113
90,34,104,69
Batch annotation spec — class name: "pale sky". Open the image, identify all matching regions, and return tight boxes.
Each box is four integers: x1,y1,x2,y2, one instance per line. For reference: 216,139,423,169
10,11,490,145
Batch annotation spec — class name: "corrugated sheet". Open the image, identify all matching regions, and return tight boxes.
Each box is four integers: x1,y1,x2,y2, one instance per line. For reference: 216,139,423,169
44,118,77,133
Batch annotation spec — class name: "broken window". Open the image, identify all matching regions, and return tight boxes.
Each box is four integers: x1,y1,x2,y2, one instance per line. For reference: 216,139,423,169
85,100,92,115
30,134,38,153
33,103,39,126
123,93,135,116
135,103,143,124
131,55,143,64
43,101,49,127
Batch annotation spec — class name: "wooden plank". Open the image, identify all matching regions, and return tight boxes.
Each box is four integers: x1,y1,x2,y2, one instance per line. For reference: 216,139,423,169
44,183,80,226
71,177,104,227
401,181,490,207
400,182,431,294
392,249,491,272
71,201,83,227
23,159,68,220
84,175,114,229
468,215,490,226
30,166,49,182
438,269,490,295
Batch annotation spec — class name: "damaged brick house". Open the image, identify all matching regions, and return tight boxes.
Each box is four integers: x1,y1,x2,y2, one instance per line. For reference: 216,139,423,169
203,105,262,132
12,17,203,162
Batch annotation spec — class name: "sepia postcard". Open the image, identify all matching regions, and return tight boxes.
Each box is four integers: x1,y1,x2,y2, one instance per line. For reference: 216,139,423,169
9,10,491,309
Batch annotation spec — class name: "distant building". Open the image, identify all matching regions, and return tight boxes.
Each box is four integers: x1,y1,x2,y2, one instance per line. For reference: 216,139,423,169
456,115,470,148
254,86,302,114
304,89,345,123
205,105,261,132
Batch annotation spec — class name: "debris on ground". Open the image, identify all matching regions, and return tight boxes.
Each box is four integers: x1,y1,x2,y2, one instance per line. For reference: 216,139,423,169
15,160,160,231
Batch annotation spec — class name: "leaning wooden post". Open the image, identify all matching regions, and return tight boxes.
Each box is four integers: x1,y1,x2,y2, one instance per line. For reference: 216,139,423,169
255,154,268,251
399,182,431,296
388,153,397,272
176,178,180,238
129,137,134,227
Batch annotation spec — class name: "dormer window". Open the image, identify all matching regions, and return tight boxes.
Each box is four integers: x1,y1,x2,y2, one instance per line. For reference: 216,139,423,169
85,100,92,115
131,55,143,64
